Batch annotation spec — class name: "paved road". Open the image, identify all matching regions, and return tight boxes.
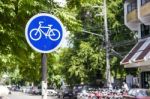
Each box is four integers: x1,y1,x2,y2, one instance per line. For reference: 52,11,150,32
8,92,57,99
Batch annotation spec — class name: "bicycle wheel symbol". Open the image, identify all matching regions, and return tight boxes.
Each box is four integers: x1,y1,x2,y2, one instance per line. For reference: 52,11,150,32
30,29,42,41
49,29,61,41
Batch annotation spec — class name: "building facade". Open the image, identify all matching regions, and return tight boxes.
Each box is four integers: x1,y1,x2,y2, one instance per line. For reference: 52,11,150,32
121,0,150,88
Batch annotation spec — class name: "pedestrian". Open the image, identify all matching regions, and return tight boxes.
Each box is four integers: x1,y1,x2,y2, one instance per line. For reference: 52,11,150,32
108,82,113,90
122,82,129,91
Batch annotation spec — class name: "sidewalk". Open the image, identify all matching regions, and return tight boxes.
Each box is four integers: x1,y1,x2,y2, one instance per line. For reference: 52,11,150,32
8,91,56,99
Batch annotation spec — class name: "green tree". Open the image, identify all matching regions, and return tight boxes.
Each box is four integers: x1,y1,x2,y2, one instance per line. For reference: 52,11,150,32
0,0,137,86
0,0,82,85
59,0,136,85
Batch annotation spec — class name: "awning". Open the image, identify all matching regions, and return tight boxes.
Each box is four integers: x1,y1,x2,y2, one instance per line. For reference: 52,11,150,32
120,38,150,67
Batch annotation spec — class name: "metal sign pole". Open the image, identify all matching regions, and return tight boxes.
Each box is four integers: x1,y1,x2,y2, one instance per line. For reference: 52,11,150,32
25,13,65,99
41,53,47,99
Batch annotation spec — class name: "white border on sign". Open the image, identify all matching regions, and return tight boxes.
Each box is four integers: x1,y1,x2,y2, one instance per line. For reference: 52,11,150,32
25,13,65,53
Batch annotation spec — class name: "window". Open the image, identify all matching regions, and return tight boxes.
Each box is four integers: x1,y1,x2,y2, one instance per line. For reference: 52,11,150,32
127,0,137,13
141,71,150,88
141,0,147,5
141,0,150,5
141,24,150,38
131,2,137,10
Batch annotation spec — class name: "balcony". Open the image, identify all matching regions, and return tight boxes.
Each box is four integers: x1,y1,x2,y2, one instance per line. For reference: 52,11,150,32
127,9,138,22
140,1,150,24
126,1,138,22
124,0,140,30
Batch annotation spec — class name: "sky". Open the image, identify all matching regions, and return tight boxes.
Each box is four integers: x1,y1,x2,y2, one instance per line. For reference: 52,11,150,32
53,0,69,48
62,28,69,48
54,0,67,7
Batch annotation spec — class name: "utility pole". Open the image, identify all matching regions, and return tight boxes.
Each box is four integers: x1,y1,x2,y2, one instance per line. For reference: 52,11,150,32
41,53,47,99
104,0,111,84
82,0,111,85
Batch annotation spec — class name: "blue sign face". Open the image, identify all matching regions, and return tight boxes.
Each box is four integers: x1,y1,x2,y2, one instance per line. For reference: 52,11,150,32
25,13,65,53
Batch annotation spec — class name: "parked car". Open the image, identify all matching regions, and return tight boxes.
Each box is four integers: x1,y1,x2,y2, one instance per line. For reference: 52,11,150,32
47,87,57,96
20,86,26,93
24,86,33,94
123,88,150,99
31,86,41,95
0,85,9,98
10,85,20,91
58,85,73,99
73,85,85,99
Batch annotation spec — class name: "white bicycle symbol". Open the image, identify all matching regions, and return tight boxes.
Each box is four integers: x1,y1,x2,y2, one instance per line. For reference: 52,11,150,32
30,21,60,41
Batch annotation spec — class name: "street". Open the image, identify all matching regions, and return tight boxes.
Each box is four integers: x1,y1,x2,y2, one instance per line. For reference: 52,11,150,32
8,92,57,99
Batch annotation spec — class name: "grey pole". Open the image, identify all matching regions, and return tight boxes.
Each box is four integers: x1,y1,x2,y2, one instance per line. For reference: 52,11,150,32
104,0,111,84
41,53,47,99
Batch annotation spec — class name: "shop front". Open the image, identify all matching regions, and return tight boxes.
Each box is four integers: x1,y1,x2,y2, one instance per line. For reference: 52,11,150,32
120,37,150,88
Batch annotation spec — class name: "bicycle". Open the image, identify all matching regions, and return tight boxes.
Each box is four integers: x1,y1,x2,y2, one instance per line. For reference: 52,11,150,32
29,21,60,41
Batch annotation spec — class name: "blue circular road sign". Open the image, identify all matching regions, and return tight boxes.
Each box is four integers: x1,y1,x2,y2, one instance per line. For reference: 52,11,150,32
25,13,65,53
